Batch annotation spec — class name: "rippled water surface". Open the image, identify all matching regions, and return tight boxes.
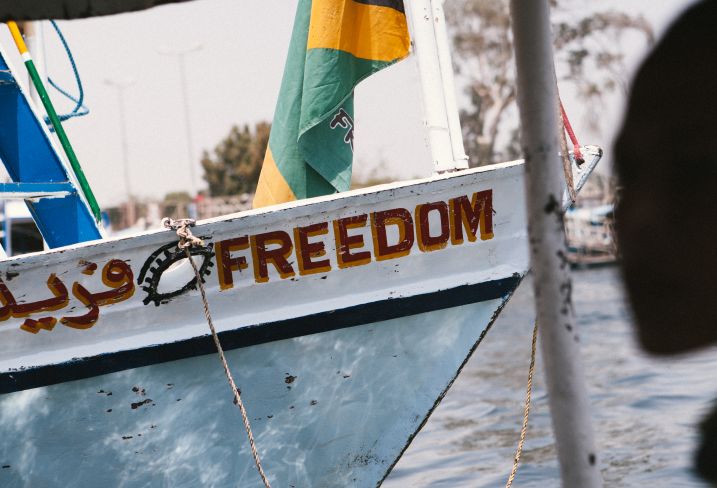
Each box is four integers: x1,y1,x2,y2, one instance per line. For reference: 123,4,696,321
384,267,716,487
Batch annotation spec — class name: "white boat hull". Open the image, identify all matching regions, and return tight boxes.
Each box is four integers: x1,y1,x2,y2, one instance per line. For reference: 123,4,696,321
0,298,508,487
0,146,601,486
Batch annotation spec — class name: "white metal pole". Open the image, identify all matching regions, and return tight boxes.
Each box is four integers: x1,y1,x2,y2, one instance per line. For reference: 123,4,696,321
0,202,7,257
116,85,131,199
430,0,468,169
104,78,135,198
406,0,463,173
158,43,203,197
104,78,137,226
177,52,197,197
5,215,12,258
509,1,602,487
21,21,46,107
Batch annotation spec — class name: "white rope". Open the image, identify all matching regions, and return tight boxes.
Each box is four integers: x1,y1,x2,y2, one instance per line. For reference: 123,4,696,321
163,218,272,488
506,321,538,488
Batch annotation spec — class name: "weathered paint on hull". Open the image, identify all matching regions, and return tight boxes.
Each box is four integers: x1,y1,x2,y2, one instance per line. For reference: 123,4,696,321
0,298,508,487
0,162,530,390
0,147,602,486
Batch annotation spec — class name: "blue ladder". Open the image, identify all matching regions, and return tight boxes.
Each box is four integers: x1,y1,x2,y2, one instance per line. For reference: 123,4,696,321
0,45,102,249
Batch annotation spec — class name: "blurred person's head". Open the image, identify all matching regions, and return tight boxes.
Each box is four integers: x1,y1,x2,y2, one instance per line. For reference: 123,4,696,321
614,0,717,356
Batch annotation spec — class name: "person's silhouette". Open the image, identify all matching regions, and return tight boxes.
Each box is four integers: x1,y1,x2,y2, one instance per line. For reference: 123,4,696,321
614,0,717,482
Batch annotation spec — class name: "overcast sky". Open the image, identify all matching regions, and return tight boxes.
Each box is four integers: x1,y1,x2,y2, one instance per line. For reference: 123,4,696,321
0,0,696,206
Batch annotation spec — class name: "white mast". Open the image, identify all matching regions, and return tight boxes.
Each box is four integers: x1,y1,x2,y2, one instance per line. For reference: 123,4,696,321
20,21,47,107
406,0,468,173
509,0,602,486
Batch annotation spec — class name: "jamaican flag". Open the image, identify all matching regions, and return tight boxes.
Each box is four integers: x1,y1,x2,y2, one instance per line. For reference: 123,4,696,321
253,0,410,208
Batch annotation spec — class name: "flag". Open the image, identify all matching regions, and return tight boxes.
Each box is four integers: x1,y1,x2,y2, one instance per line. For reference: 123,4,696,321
253,0,410,208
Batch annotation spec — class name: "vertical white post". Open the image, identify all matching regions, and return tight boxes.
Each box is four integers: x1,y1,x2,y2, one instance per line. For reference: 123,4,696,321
158,43,203,197
21,21,46,107
176,52,198,197
509,1,602,487
4,214,12,258
17,22,52,249
0,202,7,258
406,0,468,173
431,0,468,169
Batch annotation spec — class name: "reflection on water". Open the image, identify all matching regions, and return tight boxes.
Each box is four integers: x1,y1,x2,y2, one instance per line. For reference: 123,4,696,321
385,267,715,487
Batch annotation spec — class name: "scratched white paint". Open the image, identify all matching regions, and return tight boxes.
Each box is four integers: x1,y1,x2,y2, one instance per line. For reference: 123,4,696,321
0,299,503,487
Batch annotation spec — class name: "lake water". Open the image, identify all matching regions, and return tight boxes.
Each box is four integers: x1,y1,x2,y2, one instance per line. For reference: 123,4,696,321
384,266,716,487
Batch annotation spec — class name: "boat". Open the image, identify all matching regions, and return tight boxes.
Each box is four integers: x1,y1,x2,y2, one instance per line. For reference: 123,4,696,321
564,204,618,266
0,1,602,486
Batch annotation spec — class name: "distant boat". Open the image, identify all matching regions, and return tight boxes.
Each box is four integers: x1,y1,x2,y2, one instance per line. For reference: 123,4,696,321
564,204,618,266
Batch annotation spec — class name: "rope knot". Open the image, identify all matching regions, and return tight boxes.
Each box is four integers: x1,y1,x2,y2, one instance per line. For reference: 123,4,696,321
162,217,204,249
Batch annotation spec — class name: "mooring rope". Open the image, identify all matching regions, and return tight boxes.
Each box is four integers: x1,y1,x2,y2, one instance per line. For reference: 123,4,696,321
557,98,577,204
505,321,538,488
163,217,272,488
559,100,583,164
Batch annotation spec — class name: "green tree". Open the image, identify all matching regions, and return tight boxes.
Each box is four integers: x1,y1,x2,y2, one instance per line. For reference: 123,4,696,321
163,191,192,204
201,122,270,196
446,0,654,166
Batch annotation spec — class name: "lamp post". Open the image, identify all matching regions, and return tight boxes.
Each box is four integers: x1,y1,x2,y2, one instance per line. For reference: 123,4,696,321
158,43,203,198
104,77,136,227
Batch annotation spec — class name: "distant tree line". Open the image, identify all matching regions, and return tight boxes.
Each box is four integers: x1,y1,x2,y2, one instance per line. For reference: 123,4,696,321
445,0,654,165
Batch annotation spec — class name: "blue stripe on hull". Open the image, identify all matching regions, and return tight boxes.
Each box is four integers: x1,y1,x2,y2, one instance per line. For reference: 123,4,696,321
0,275,521,394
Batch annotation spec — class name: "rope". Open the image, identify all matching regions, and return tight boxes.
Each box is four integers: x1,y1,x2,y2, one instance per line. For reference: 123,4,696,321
162,217,272,488
505,321,538,488
557,99,577,204
45,20,89,125
559,100,583,165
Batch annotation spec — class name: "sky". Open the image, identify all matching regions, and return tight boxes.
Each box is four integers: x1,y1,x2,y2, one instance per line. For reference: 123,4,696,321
0,0,697,207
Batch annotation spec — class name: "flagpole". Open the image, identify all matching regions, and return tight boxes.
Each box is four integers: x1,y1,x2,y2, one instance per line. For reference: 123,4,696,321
406,0,468,173
19,21,46,107
430,0,468,168
508,1,602,486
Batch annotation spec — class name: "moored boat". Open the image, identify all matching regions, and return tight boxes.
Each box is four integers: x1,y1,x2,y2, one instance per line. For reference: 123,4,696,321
565,204,617,266
0,1,603,485
0,147,601,486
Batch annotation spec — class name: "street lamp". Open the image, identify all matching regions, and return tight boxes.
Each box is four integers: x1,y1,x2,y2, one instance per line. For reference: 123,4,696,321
104,77,136,198
158,42,203,197
104,77,136,226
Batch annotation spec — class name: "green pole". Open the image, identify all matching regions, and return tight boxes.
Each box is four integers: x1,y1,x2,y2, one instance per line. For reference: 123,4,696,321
7,21,102,223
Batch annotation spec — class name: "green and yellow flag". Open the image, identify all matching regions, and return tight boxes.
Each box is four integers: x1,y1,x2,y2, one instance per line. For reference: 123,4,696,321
253,0,410,208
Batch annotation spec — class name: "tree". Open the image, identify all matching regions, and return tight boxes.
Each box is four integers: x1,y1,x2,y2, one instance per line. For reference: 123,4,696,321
445,0,654,166
163,191,192,204
201,122,270,196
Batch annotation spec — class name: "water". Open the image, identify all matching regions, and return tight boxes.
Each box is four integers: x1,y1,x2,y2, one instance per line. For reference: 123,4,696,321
384,267,716,487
